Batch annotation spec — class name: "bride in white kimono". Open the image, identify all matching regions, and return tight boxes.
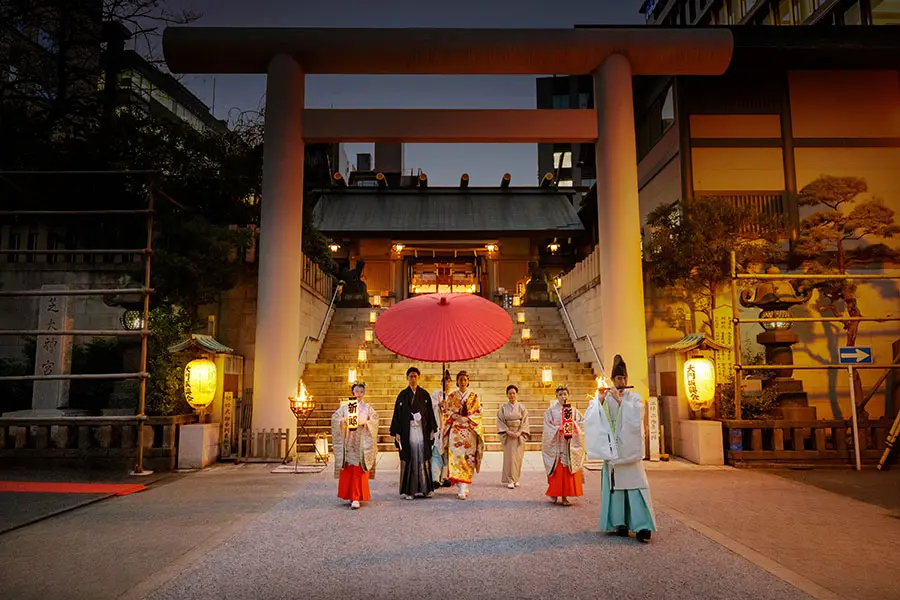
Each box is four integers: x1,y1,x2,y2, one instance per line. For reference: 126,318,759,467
584,355,657,543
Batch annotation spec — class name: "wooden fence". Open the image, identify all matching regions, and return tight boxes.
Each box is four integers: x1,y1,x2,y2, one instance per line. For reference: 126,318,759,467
722,418,894,467
558,246,601,301
0,413,197,471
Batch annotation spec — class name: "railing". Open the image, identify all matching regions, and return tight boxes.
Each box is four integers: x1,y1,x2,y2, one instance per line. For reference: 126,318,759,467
298,279,342,368
557,246,601,301
0,414,197,471
695,190,788,234
552,282,606,378
302,254,335,300
723,418,895,467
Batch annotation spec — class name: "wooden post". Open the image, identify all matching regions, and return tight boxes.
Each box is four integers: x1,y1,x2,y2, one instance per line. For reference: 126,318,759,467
848,366,863,471
731,251,742,420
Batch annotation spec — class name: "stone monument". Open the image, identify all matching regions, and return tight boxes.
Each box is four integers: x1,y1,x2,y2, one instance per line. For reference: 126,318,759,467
336,259,370,307
740,267,815,420
522,262,554,307
5,285,76,416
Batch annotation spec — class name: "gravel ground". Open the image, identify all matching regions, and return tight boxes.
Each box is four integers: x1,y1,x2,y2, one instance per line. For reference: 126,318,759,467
148,460,812,600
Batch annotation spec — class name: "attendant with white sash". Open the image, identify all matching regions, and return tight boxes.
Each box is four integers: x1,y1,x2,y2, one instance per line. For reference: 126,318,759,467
585,355,657,543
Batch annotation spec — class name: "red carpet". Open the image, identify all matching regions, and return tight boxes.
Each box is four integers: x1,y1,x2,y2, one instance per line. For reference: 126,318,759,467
0,482,147,496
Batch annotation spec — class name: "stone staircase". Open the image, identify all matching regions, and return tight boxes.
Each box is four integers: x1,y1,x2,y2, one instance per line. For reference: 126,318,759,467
299,306,598,453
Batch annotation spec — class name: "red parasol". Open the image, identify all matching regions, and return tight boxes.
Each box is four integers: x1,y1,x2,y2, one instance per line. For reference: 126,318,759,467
374,293,513,362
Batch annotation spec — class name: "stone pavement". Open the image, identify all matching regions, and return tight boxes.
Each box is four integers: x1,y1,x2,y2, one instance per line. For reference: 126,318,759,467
0,455,898,600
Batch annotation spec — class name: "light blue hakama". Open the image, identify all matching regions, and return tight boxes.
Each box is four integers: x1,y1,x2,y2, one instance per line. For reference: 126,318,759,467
599,462,657,533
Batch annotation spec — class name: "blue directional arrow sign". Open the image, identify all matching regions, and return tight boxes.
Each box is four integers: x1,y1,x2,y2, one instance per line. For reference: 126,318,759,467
839,347,873,365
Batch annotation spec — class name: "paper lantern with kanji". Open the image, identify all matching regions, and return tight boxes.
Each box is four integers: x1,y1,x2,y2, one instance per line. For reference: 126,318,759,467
184,358,217,409
684,356,716,411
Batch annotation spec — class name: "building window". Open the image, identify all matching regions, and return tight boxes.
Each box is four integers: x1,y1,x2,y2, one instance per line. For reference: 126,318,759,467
26,230,37,264
7,232,20,263
551,94,569,109
871,0,900,24
558,179,574,187
553,151,573,169
577,92,590,109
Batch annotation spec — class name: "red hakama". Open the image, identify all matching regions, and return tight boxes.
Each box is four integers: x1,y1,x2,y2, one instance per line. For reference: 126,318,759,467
545,463,584,497
337,465,371,501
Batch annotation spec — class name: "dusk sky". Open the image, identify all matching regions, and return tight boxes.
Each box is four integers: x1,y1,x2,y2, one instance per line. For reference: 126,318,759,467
167,0,645,186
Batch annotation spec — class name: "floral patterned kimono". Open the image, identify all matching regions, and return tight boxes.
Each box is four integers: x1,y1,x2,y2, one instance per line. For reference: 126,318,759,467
440,389,485,485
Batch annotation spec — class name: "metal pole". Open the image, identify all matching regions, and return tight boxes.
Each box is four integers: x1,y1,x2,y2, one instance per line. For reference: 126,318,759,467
134,190,154,476
848,366,862,472
731,251,742,420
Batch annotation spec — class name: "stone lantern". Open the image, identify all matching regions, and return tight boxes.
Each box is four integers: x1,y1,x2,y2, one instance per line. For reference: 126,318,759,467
739,266,815,420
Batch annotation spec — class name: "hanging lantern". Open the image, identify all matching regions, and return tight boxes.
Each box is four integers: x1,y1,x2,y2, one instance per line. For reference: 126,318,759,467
517,311,526,324
521,328,531,341
561,403,574,439
347,398,359,431
530,346,540,362
542,367,553,385
120,309,146,331
364,328,374,342
372,295,382,307
684,356,716,411
555,276,562,288
348,368,358,383
184,358,217,409
369,310,377,324
358,346,368,363
328,243,340,253
548,238,560,253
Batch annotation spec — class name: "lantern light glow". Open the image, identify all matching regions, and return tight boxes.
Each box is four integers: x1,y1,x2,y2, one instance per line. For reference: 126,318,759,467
684,356,716,411
184,358,217,410
364,328,374,342
358,347,368,363
328,243,340,253
348,368,357,383
542,367,553,385
369,310,377,324
517,311,526,324
372,295,382,307
530,346,540,362
521,327,531,341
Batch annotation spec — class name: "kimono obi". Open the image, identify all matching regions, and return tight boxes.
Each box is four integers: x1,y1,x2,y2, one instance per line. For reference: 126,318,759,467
505,419,523,430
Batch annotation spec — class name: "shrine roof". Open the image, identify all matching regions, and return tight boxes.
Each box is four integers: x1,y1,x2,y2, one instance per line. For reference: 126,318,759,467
312,188,584,235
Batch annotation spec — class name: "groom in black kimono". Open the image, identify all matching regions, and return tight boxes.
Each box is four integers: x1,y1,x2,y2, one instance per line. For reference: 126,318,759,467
390,367,438,499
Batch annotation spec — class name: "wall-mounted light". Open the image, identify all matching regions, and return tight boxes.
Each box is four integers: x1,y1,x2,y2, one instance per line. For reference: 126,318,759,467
521,328,532,341
364,328,374,343
517,312,526,324
485,243,497,253
328,243,341,253
358,346,368,363
548,238,560,253
372,295,382,307
530,346,540,362
392,244,405,254
369,310,377,324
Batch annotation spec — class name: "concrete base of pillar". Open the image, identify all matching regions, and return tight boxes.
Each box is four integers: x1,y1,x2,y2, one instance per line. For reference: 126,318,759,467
178,423,220,469
677,419,725,466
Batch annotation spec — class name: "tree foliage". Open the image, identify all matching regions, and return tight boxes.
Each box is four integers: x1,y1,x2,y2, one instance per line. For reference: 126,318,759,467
644,196,784,338
791,175,899,410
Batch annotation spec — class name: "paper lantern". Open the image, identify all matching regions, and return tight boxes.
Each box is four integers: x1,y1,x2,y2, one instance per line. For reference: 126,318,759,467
512,296,521,307
517,311,526,324
315,433,329,461
347,399,359,431
542,367,552,385
357,347,367,363
372,295,382,307
347,368,357,383
521,328,531,341
561,403,574,439
684,356,716,411
328,243,340,252
184,358,217,409
530,346,540,362
369,310,377,324
364,328,374,342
